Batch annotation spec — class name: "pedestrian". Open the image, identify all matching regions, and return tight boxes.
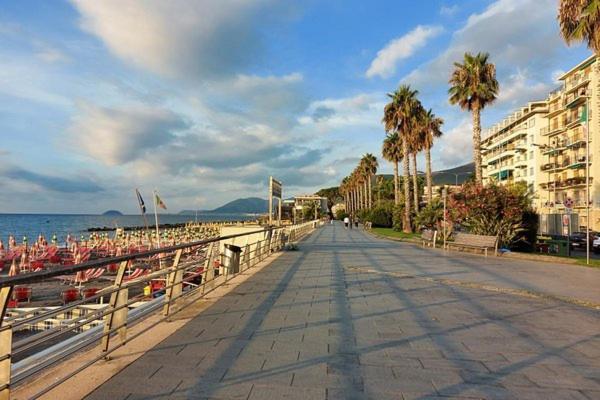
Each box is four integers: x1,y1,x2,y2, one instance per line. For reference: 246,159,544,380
343,216,349,229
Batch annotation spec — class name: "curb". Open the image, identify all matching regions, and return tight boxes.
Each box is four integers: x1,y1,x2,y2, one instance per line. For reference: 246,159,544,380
366,230,592,268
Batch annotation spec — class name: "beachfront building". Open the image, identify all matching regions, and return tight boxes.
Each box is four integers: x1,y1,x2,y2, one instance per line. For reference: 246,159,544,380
537,55,600,229
481,101,549,208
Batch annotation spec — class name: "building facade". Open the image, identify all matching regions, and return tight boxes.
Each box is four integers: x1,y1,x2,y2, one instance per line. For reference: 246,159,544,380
538,55,600,230
481,101,549,209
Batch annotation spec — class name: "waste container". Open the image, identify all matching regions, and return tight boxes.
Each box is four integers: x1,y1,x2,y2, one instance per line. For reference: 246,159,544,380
224,244,242,274
546,239,570,256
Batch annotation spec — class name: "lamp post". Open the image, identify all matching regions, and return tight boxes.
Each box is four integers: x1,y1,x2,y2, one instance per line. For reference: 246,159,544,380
584,94,591,265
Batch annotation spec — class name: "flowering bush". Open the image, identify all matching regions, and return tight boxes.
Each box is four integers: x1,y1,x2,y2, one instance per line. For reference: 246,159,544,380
447,182,537,249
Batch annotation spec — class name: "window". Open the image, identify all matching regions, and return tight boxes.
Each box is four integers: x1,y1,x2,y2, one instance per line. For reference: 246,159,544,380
529,150,534,160
530,167,534,176
529,119,535,127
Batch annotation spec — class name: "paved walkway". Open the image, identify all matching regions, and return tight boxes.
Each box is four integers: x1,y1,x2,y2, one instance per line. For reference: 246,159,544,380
87,224,600,399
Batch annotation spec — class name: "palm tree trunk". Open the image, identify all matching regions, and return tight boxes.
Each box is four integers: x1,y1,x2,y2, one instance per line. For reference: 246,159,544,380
393,162,399,206
364,180,368,209
402,139,412,233
411,153,419,213
367,174,373,208
472,105,482,184
426,146,433,203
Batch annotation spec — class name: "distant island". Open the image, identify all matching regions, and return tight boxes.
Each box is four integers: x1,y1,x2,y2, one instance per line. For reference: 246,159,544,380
180,197,268,215
102,210,123,216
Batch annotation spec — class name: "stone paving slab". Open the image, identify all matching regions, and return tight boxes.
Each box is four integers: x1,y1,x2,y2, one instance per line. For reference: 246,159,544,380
86,224,600,400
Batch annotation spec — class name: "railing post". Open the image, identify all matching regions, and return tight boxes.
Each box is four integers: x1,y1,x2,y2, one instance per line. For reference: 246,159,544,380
255,238,262,263
101,260,129,354
163,249,183,317
0,286,13,400
243,244,250,271
201,242,217,293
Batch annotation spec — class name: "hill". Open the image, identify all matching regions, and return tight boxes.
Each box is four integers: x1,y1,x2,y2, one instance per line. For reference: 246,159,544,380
102,210,123,216
377,162,475,186
179,197,268,215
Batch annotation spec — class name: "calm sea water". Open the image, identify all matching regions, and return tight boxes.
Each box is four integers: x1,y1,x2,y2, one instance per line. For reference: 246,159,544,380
0,213,255,243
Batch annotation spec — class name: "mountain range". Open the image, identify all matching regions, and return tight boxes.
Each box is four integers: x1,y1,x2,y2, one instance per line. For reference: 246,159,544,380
179,197,268,215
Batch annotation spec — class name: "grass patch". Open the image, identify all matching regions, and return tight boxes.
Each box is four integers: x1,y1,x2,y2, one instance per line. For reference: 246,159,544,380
371,227,420,240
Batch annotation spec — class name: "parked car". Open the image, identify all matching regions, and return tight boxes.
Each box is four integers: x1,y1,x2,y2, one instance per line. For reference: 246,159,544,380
570,231,599,251
593,236,600,254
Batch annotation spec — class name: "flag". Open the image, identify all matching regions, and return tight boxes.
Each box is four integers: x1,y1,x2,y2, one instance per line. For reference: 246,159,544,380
135,189,146,214
155,192,167,210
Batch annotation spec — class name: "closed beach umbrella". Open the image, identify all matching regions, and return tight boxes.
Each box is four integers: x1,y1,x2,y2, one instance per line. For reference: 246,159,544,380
8,258,19,277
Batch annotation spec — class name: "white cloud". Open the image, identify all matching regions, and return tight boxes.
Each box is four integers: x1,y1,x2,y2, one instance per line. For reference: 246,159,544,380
69,103,188,166
434,118,473,167
497,70,552,106
70,0,276,79
402,0,561,90
366,25,443,79
440,5,459,16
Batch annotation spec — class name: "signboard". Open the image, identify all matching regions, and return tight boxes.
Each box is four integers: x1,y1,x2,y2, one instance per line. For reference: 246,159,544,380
565,198,574,208
271,178,282,199
269,177,283,226
562,214,570,227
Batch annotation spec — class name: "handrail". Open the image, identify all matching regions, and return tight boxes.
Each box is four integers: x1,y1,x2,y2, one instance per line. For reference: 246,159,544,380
0,220,321,399
0,227,275,287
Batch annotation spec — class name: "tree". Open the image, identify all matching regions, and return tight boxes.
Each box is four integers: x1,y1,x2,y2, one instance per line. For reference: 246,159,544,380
316,187,341,214
410,103,426,213
449,52,498,184
559,0,600,55
383,85,421,232
421,109,444,202
382,132,403,206
361,153,378,209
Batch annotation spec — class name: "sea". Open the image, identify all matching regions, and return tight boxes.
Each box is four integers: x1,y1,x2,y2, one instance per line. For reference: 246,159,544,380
0,213,256,244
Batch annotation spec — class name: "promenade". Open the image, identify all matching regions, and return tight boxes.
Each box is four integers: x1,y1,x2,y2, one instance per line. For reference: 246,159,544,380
86,224,600,400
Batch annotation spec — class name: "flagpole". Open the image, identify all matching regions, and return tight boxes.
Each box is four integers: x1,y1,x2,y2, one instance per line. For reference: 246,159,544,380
153,190,163,269
136,189,150,240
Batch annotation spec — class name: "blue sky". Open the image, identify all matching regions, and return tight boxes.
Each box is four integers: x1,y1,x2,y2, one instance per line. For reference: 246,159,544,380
0,0,591,213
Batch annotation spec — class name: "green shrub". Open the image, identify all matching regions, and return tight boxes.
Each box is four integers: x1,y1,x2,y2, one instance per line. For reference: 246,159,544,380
392,204,405,231
335,209,348,220
448,182,538,250
415,199,443,229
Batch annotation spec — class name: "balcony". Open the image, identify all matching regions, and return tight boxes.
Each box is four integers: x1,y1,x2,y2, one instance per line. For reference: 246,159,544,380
546,124,566,136
541,162,558,171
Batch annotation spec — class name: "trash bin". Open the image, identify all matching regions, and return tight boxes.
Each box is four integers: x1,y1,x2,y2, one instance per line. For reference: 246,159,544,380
224,244,242,274
546,239,570,256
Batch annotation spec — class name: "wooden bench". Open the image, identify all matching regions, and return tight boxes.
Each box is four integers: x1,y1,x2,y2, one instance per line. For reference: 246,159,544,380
421,229,437,248
445,232,498,256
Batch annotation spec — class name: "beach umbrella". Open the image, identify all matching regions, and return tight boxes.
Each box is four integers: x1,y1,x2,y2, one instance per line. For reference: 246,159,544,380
8,258,19,277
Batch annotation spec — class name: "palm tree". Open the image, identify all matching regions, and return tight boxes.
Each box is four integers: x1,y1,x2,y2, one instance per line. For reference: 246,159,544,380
410,104,426,213
421,109,444,202
449,52,498,184
382,132,403,206
559,0,600,55
362,153,378,208
383,84,420,232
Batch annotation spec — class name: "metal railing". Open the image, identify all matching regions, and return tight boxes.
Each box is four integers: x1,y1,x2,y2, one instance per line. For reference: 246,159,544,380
0,220,321,399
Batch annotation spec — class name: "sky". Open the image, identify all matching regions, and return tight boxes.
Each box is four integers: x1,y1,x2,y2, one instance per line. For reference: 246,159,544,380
0,0,592,214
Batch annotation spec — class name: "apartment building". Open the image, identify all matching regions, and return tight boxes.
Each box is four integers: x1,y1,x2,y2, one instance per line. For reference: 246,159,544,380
481,101,549,207
538,55,600,229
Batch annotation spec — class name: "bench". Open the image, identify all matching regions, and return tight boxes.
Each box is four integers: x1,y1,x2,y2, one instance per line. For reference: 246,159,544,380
445,232,498,256
421,229,437,248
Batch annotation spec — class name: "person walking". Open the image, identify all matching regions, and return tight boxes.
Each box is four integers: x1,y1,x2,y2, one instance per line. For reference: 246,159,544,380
343,216,349,229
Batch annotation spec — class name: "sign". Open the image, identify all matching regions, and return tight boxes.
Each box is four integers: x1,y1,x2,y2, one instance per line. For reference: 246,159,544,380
270,177,282,199
269,177,283,226
564,197,574,208
562,214,570,227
